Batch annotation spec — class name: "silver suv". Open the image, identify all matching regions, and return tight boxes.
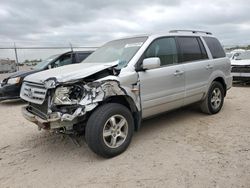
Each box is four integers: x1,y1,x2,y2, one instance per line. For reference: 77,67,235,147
20,30,232,158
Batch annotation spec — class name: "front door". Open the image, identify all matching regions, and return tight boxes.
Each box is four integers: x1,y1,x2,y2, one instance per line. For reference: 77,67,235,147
138,37,185,118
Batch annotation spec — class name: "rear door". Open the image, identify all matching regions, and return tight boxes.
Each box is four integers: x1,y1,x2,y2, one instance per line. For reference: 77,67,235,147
176,36,211,105
203,37,230,89
138,37,185,118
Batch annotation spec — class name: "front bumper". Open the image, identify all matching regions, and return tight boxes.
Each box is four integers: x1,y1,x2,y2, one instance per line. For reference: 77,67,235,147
231,65,250,81
22,105,83,130
0,83,21,101
231,72,250,81
22,106,59,129
231,72,250,77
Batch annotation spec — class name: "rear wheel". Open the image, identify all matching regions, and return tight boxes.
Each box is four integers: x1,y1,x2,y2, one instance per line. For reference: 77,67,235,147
85,103,134,158
200,81,225,114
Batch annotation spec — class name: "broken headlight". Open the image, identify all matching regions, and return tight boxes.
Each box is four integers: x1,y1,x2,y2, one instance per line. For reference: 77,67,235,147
53,85,84,105
44,79,56,89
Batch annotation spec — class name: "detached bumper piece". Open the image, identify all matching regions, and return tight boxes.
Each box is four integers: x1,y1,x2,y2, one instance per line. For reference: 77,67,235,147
22,105,84,130
22,106,60,130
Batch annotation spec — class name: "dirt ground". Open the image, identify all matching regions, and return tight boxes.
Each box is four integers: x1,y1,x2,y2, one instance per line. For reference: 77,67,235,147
0,71,249,187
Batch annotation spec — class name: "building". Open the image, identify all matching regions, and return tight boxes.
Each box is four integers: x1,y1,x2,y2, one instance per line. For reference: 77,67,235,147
0,59,17,73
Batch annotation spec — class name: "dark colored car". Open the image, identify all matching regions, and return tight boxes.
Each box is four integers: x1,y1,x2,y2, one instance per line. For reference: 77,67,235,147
0,50,93,101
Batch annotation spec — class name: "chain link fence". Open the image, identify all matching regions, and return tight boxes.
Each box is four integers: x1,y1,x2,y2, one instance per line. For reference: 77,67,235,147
0,42,98,72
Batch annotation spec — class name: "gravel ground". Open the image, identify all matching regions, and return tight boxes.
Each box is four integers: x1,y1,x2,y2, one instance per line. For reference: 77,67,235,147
0,71,249,187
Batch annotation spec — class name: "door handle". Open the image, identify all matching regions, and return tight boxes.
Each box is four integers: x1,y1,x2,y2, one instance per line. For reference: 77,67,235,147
174,70,184,76
206,64,213,70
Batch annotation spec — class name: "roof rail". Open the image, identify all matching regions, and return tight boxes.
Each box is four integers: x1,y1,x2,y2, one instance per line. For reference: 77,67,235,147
169,30,212,35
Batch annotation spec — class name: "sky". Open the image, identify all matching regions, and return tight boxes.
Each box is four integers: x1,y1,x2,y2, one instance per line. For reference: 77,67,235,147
0,0,250,60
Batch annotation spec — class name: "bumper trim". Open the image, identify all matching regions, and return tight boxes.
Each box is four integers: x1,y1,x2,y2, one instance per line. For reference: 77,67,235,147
231,72,250,77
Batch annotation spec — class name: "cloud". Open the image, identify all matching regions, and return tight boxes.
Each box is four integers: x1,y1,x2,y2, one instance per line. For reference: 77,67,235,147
0,0,250,47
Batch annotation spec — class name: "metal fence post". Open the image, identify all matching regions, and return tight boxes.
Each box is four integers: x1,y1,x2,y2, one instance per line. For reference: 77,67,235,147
14,43,19,71
69,42,73,52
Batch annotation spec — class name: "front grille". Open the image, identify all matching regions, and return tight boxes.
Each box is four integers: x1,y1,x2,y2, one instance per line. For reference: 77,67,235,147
20,82,47,104
28,101,49,120
231,66,250,73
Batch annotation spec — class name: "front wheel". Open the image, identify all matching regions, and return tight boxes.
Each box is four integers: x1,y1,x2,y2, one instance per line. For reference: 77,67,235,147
85,103,134,158
200,81,225,114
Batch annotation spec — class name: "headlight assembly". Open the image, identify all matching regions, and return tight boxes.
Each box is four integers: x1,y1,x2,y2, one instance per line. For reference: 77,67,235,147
53,85,85,105
44,79,56,89
7,77,21,85
53,86,75,105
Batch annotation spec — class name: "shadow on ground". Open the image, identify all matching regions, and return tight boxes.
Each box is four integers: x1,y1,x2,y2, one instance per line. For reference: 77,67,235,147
233,82,250,87
0,99,26,106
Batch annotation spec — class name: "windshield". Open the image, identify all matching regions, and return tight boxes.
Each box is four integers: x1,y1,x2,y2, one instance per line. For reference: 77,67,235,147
232,51,250,60
83,37,148,68
33,54,59,70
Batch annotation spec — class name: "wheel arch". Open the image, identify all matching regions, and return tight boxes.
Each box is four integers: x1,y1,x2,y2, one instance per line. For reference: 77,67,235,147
208,69,228,97
100,95,141,131
212,77,227,96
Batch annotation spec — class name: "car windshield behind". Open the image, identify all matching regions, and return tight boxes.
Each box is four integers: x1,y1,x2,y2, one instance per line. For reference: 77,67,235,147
83,37,148,68
33,54,59,70
232,51,250,60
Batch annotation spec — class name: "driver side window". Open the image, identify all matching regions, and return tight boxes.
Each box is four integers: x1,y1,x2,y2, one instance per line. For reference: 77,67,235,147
145,37,178,66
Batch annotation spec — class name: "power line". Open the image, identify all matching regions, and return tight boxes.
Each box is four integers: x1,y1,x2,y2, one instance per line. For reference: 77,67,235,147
0,46,98,49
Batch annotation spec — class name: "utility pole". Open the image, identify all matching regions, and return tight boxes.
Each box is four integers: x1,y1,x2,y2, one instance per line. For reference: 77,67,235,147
14,42,19,71
69,42,73,52
69,42,74,63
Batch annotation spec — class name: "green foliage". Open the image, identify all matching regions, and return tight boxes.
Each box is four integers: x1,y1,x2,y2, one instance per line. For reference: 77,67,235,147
226,45,250,51
23,59,42,64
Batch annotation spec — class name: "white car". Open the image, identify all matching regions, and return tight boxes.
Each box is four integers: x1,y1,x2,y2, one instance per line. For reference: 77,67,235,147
231,50,250,81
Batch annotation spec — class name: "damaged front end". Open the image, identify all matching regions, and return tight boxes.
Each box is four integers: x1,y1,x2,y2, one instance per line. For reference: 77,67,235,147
21,75,134,132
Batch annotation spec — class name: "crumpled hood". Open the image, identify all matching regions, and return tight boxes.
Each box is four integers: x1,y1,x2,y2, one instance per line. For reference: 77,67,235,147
24,62,118,84
231,59,250,66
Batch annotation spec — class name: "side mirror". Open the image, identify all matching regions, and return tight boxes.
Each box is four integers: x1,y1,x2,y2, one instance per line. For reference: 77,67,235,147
142,57,161,70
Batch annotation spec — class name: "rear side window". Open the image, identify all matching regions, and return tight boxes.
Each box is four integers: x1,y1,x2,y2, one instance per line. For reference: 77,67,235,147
52,54,72,68
177,37,208,62
77,53,91,62
203,37,226,59
145,37,178,66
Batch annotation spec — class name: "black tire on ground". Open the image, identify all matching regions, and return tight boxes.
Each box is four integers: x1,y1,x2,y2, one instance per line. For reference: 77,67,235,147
85,103,134,158
200,81,225,114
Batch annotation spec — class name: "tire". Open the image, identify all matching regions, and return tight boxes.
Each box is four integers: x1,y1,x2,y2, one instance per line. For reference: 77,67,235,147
200,81,225,114
85,103,134,158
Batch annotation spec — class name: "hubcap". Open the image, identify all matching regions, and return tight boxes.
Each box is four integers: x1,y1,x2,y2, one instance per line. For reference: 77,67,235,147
211,88,222,109
103,115,128,148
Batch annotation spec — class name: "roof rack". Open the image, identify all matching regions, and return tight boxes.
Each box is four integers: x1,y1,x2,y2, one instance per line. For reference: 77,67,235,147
169,30,212,35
